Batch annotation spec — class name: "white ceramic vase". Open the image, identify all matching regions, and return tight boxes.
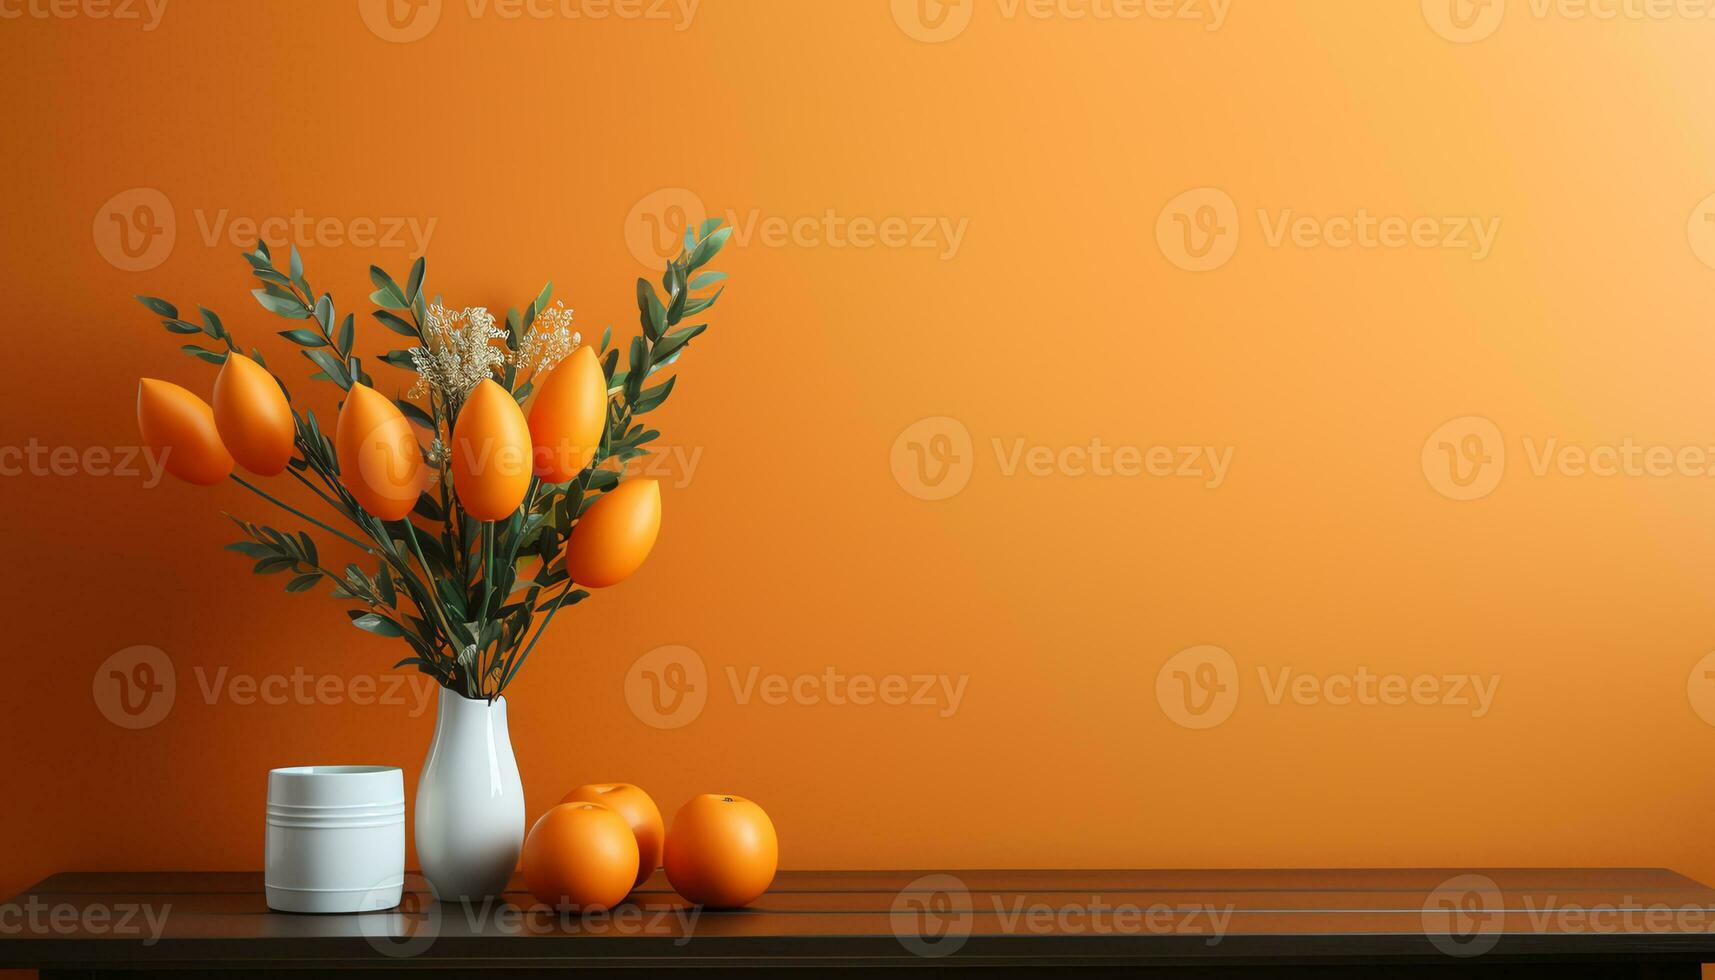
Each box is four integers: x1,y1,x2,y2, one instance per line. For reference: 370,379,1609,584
414,689,524,903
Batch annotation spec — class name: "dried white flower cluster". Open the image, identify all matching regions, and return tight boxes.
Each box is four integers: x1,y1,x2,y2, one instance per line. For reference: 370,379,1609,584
408,304,507,403
513,300,580,375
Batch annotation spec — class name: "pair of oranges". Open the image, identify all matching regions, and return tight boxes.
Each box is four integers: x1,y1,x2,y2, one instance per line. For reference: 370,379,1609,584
521,784,778,909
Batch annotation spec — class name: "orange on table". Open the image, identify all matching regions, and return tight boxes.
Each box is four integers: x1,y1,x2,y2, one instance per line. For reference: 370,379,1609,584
561,783,664,890
663,794,778,908
521,801,639,910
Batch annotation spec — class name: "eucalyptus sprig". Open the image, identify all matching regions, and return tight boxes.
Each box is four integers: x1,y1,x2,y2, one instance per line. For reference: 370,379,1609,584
134,220,731,700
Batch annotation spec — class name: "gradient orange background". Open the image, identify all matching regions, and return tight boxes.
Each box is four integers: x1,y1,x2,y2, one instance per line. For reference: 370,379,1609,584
4,0,1715,927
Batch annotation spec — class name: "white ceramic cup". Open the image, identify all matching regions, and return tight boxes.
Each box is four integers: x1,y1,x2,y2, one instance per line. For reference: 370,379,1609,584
265,765,405,914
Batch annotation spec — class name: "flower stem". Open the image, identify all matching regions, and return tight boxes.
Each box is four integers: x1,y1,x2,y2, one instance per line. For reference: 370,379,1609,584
229,474,377,555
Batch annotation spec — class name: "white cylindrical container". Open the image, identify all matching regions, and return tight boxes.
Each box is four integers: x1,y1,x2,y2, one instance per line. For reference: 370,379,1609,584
265,765,405,914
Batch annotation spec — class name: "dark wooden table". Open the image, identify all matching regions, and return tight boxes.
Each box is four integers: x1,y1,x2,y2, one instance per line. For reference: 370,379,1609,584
3,868,1715,976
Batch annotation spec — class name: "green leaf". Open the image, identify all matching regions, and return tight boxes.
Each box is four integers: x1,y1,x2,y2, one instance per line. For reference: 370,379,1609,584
687,227,732,271
534,281,553,312
285,574,321,593
370,288,407,311
252,289,310,319
253,557,296,575
136,295,178,319
697,217,725,240
374,310,418,337
198,306,226,339
288,245,304,283
689,271,726,290
406,257,427,303
278,328,328,347
337,314,355,355
161,319,203,335
349,611,406,638
379,349,416,370
303,348,353,389
636,279,666,341
180,345,228,365
634,376,677,413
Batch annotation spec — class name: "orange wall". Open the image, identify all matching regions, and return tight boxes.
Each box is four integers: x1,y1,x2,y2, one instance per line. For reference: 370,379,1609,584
4,0,1715,902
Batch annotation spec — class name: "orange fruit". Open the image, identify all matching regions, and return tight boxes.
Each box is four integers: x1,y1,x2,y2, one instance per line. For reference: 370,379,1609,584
663,794,778,907
212,354,295,476
334,383,423,521
521,802,639,910
451,379,532,521
529,345,608,483
563,478,661,588
562,783,664,890
137,379,234,486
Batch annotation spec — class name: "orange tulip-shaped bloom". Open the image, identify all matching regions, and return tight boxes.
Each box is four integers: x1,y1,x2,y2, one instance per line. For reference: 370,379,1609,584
212,354,295,476
137,379,234,486
564,478,661,588
452,379,533,521
528,345,608,483
335,383,423,521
